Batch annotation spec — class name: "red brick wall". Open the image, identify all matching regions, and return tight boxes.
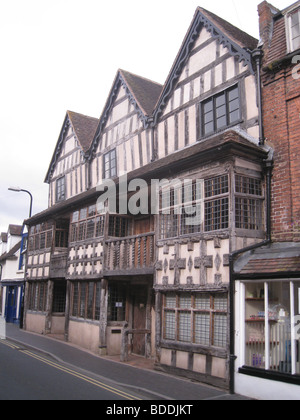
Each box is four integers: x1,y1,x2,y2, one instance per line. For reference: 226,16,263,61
262,65,300,242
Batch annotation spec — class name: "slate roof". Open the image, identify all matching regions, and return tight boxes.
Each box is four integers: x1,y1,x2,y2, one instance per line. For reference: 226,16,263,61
67,111,99,153
8,224,23,236
0,240,22,262
198,7,258,51
262,1,300,69
234,242,300,277
45,6,260,179
119,70,163,116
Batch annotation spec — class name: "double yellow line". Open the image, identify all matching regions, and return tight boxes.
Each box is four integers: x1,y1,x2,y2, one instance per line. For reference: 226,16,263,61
0,340,141,400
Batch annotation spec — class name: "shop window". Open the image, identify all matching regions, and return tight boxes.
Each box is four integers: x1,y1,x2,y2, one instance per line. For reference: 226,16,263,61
244,280,300,375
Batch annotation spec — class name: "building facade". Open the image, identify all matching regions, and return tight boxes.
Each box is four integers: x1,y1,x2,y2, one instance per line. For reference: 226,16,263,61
23,7,271,389
234,1,300,400
0,225,24,324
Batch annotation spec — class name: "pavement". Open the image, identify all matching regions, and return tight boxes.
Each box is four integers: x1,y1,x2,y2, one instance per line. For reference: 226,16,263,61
3,323,251,400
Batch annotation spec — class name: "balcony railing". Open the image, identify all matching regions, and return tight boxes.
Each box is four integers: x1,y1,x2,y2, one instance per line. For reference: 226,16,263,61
105,232,155,275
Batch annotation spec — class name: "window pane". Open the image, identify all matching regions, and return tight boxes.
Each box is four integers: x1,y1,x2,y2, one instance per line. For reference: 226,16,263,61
94,282,101,321
195,313,210,345
195,294,210,310
213,313,227,348
179,311,191,342
80,283,86,318
72,283,79,317
214,295,228,311
179,294,191,309
164,310,176,340
166,293,176,308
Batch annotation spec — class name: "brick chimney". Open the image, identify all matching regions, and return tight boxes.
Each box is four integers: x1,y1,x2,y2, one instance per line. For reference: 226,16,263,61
258,1,279,56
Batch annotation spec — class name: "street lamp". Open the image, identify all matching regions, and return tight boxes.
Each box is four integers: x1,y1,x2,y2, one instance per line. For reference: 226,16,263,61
8,187,33,218
8,187,33,330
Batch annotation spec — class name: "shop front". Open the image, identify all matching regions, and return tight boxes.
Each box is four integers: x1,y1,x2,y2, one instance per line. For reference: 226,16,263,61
233,243,300,400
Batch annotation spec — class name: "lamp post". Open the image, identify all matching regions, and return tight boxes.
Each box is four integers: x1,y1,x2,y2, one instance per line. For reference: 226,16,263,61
8,187,33,218
8,187,33,329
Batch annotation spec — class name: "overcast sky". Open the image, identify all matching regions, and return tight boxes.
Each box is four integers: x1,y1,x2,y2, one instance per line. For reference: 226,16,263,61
0,0,293,234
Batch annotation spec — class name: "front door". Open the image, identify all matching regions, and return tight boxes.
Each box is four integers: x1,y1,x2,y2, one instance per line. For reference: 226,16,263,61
132,285,147,356
6,287,17,323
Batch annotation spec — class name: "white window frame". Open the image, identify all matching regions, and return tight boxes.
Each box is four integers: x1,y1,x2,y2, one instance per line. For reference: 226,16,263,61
240,279,300,376
285,7,300,53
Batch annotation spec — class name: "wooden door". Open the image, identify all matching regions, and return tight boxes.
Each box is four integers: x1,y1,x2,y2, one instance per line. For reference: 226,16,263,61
132,285,147,356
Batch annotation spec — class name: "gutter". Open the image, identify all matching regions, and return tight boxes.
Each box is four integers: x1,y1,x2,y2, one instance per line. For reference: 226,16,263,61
228,157,273,395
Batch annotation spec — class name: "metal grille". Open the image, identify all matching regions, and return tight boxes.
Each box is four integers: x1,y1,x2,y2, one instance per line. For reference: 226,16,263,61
52,282,66,313
108,284,126,321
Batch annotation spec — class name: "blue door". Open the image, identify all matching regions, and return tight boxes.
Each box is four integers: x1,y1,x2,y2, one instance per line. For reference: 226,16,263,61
6,287,17,323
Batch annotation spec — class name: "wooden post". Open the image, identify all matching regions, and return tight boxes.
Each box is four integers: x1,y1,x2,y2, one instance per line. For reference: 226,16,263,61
99,278,108,356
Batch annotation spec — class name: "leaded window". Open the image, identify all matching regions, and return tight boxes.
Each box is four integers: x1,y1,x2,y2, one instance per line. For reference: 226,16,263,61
162,292,228,349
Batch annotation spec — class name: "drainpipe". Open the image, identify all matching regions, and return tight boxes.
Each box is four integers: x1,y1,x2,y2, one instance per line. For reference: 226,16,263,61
252,48,265,146
229,160,272,394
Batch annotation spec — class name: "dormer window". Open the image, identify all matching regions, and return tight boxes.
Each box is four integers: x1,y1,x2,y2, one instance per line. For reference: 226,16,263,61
286,7,300,52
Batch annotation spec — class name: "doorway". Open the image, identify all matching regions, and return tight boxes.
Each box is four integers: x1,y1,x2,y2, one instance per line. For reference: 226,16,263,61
5,286,18,323
132,285,148,356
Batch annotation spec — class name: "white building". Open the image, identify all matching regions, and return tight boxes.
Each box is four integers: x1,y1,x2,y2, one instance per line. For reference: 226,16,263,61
0,225,25,324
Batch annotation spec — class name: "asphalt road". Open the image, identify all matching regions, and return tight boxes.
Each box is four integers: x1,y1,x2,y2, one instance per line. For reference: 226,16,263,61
0,339,144,401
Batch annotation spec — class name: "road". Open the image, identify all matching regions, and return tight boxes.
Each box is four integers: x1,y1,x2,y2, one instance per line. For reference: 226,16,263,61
0,339,144,401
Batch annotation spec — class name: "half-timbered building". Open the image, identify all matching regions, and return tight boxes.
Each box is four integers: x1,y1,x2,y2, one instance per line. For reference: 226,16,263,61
23,7,271,389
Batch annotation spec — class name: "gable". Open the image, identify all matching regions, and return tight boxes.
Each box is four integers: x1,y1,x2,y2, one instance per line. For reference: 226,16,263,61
153,7,258,125
45,111,98,184
88,70,162,160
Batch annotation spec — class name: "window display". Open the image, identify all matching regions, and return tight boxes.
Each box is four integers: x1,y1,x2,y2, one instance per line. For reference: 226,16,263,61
244,280,300,375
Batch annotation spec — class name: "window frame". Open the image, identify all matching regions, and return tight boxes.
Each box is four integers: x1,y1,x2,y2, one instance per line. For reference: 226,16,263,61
159,175,230,239
56,176,66,203
103,149,117,180
70,281,101,321
240,279,300,383
70,205,105,243
162,292,228,349
286,7,300,53
200,84,241,138
234,174,264,231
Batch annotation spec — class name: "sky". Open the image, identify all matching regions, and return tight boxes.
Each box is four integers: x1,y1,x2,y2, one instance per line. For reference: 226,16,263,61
0,0,294,234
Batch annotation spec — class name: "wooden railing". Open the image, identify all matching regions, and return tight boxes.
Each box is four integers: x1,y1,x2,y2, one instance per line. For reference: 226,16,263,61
105,232,155,275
